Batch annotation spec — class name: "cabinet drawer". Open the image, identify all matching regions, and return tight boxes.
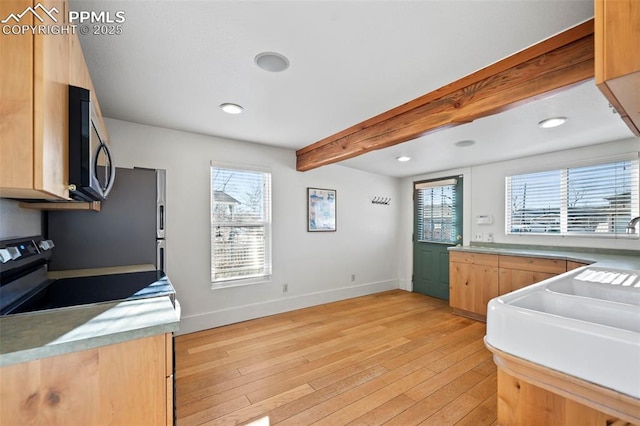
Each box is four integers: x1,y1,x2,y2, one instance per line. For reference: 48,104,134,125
498,255,566,274
449,251,499,267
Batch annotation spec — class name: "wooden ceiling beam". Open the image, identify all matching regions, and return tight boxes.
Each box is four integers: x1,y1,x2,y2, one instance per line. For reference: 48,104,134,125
296,20,595,172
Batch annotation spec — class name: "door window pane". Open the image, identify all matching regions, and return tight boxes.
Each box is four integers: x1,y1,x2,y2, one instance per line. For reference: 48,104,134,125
416,178,459,243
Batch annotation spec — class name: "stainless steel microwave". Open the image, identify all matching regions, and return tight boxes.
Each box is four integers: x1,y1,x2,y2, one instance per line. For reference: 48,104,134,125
68,85,116,201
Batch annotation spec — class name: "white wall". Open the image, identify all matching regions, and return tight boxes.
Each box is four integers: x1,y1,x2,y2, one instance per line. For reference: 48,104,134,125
105,118,401,335
399,138,640,287
0,199,42,239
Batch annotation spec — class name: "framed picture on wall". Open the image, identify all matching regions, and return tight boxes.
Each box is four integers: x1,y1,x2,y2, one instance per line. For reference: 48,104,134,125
307,188,336,232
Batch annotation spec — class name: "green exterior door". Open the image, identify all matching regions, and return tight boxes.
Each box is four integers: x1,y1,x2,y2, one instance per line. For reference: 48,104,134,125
413,176,463,300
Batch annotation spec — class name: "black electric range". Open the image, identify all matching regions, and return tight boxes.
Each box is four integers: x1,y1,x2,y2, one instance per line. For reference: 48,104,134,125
0,236,175,316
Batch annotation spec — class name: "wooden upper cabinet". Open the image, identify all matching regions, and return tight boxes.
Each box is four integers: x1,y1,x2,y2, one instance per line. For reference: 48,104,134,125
595,0,640,135
68,32,109,139
0,0,69,200
0,0,108,204
0,0,35,197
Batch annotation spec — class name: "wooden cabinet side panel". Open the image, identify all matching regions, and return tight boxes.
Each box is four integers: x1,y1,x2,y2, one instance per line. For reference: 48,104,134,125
0,0,34,193
0,334,167,426
32,0,69,199
0,347,100,425
599,0,640,80
68,33,110,143
68,34,92,90
165,333,174,426
0,355,40,424
98,334,167,425
497,368,622,426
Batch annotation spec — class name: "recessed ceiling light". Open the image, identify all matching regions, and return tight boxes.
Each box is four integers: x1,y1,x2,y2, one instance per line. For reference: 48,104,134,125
255,52,290,72
219,103,244,114
454,140,475,147
396,156,411,162
538,117,567,128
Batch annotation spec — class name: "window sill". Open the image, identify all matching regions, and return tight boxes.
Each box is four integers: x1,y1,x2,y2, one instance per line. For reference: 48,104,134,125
507,232,639,239
211,275,272,290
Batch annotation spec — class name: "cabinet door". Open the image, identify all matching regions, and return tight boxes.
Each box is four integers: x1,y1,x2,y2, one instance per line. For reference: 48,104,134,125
33,0,70,199
0,334,167,425
0,0,69,199
0,0,34,197
450,261,498,318
499,269,556,295
595,0,640,81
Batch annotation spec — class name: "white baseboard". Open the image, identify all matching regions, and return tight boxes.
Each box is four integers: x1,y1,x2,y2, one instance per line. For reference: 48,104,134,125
176,279,399,335
398,278,412,291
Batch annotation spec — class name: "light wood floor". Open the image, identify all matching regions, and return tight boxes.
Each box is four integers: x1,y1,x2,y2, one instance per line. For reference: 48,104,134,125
175,290,497,426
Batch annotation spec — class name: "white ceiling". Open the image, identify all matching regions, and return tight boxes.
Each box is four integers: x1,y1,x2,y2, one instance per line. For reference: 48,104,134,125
72,0,635,177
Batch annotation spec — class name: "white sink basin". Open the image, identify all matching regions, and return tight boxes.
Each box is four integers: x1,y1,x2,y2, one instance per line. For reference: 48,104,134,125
486,266,640,399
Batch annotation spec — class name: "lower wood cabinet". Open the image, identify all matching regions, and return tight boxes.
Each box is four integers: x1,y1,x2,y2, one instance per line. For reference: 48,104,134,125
497,369,631,425
450,251,587,321
0,333,173,426
498,255,566,295
489,343,638,425
449,252,499,321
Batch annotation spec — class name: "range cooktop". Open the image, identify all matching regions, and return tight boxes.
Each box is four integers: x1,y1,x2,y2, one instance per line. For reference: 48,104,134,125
3,270,174,316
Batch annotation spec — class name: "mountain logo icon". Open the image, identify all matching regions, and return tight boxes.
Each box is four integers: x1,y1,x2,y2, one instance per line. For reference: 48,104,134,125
1,3,59,24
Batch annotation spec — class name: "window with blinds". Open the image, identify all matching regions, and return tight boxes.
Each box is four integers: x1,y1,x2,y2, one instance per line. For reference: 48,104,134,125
211,164,272,284
415,178,459,243
506,158,639,236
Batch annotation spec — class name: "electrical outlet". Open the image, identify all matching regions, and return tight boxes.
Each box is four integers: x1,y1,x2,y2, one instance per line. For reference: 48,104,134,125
351,274,355,282
282,283,288,293
485,233,494,243
474,232,483,241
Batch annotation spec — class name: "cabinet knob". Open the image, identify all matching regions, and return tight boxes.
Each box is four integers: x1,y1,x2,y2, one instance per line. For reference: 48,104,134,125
68,184,77,191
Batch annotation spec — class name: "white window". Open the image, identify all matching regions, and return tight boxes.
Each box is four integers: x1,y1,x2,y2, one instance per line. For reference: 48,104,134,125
211,163,272,285
506,157,639,237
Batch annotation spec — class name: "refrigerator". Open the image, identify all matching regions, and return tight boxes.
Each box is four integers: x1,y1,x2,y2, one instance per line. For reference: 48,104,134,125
47,167,167,272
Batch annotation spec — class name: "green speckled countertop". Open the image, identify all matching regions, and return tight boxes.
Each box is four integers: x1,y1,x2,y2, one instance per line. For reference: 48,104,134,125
449,243,640,269
1,265,180,367
0,296,180,367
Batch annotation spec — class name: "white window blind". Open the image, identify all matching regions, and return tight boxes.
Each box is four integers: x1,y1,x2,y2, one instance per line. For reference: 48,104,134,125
506,158,639,236
416,178,458,243
211,165,272,283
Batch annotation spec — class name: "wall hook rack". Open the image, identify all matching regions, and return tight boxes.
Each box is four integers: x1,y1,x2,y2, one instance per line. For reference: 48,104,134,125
372,197,391,205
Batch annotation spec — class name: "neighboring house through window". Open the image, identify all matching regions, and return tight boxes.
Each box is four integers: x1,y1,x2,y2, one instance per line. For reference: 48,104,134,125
210,163,272,286
506,157,639,237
